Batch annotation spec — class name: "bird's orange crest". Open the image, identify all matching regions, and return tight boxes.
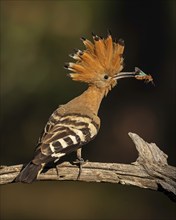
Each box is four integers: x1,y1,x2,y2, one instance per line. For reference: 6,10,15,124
64,32,125,84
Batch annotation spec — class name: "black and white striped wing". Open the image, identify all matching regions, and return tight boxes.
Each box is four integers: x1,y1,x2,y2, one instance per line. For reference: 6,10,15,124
34,113,99,164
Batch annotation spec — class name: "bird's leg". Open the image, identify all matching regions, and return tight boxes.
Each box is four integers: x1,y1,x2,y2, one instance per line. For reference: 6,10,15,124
76,148,84,179
74,148,86,179
55,165,60,179
54,158,60,179
76,148,83,161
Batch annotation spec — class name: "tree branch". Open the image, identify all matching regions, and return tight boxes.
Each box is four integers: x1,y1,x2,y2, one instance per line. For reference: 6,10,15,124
1,132,176,202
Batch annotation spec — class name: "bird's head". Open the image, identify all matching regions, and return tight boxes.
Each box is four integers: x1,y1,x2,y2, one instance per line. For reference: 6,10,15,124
64,32,153,95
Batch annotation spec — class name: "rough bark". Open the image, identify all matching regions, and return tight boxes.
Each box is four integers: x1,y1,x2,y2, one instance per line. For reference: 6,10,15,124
1,132,175,202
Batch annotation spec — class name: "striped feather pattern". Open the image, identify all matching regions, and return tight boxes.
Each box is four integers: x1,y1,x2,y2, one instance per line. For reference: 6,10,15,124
33,113,99,164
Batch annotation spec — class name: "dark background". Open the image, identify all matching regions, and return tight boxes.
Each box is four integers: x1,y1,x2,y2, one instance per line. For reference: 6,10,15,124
1,0,175,220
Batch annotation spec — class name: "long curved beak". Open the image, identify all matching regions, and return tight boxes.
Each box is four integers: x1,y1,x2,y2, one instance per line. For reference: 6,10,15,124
113,71,136,80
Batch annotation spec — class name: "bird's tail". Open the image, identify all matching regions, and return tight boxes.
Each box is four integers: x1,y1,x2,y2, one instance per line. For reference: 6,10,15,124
15,162,42,183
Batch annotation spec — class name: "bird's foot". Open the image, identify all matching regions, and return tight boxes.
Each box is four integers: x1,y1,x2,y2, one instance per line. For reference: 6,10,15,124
73,158,88,180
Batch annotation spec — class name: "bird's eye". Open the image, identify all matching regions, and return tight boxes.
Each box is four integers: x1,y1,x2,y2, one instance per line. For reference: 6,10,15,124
104,75,109,80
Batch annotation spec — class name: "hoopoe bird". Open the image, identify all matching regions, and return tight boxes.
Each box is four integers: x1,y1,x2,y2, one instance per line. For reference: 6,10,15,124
15,32,153,183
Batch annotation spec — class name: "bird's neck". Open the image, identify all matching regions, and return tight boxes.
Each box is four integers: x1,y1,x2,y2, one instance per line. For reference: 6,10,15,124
82,85,106,114
67,85,106,115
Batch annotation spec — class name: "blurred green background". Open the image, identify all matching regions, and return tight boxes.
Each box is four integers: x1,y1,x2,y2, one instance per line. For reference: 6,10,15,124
0,0,175,219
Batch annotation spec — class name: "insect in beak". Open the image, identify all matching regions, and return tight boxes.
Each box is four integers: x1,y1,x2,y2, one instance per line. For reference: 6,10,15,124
114,67,154,85
134,67,155,86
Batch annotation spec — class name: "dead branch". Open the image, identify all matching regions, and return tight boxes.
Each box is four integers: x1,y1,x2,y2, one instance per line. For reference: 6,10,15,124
0,132,176,202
